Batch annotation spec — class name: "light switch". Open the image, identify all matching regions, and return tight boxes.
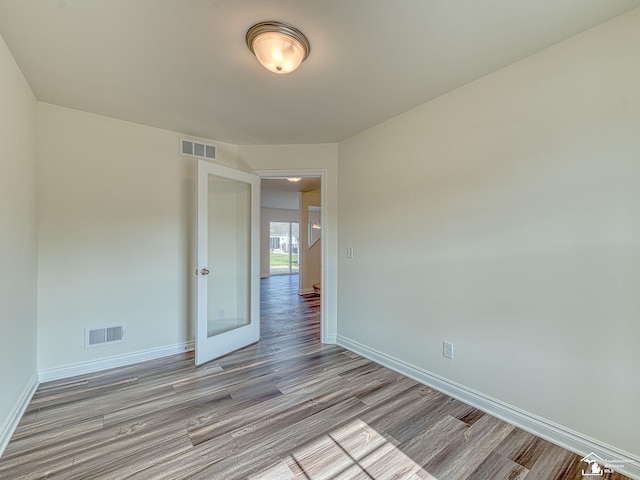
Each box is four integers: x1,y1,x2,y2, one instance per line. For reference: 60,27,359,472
443,341,454,360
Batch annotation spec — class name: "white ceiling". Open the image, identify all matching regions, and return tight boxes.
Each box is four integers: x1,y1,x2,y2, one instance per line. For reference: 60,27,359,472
261,177,321,210
1,0,639,145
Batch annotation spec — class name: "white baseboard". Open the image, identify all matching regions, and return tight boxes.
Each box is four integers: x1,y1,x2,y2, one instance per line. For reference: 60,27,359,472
38,341,195,383
0,371,39,459
322,333,337,344
336,335,640,480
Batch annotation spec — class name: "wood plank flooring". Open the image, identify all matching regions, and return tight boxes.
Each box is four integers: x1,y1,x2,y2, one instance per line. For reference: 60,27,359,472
0,275,632,479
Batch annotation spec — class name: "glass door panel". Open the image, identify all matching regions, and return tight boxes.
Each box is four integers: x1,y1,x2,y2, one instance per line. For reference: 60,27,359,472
207,175,251,336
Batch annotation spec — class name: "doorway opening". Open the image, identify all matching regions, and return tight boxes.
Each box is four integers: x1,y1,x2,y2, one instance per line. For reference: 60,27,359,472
269,221,299,275
258,170,327,343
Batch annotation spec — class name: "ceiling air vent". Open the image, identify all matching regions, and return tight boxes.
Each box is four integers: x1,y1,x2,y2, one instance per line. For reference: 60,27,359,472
180,138,216,160
85,325,125,348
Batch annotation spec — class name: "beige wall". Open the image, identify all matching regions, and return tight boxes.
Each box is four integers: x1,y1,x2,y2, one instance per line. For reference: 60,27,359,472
338,8,640,458
300,189,321,293
0,33,38,447
36,103,238,371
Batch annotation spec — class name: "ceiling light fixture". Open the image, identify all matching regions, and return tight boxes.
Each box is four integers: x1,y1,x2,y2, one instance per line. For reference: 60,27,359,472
287,177,302,182
246,21,310,74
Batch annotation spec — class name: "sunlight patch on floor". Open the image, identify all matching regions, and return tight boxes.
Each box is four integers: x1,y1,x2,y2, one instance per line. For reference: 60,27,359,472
250,418,437,480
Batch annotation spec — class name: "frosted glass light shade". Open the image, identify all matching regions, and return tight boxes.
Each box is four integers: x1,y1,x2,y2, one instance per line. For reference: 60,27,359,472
246,22,310,74
252,32,304,74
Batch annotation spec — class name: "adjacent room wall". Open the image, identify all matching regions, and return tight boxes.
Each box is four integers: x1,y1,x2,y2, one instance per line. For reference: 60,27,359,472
260,207,300,278
338,8,640,459
36,103,239,374
300,189,321,294
0,33,38,452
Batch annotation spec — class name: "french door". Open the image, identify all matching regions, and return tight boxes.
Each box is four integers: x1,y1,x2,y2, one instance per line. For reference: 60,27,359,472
195,160,260,365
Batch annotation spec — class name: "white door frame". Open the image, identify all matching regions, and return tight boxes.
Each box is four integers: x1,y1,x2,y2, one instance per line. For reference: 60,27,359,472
255,169,329,344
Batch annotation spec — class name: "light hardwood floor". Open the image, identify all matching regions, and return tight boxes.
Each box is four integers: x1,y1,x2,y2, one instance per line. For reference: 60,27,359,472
0,275,631,479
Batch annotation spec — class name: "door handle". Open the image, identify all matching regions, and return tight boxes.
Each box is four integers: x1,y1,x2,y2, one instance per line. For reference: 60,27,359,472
200,268,210,275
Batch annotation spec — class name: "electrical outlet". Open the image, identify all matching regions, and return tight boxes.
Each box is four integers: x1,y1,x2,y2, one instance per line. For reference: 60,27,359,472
218,309,225,319
347,246,354,259
443,341,454,360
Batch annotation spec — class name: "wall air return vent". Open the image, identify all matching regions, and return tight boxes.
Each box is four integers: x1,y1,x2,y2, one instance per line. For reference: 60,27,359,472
180,138,217,160
84,325,125,348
